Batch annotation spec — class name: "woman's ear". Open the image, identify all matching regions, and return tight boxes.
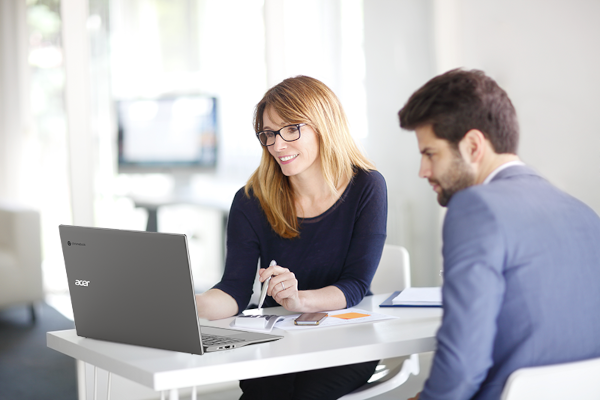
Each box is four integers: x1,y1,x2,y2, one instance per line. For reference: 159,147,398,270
458,129,487,164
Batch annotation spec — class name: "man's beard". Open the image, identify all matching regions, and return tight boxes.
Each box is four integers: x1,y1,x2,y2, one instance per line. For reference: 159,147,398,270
431,155,476,207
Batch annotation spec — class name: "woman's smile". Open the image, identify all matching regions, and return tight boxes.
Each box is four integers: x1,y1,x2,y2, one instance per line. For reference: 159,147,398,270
279,154,299,163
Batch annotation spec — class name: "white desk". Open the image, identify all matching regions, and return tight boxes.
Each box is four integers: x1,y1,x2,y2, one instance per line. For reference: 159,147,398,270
47,294,441,398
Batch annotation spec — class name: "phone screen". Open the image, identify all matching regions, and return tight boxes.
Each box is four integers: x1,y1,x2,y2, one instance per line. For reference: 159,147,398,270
294,312,328,325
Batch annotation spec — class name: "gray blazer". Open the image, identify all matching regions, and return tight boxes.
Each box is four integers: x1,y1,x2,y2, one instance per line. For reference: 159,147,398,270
420,165,600,400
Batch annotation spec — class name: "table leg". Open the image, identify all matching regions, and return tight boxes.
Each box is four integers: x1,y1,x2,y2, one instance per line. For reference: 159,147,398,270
146,206,159,232
76,360,87,400
94,365,98,400
106,372,112,400
168,388,179,400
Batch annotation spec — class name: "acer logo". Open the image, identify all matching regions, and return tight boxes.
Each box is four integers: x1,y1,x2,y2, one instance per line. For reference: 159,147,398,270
75,280,90,287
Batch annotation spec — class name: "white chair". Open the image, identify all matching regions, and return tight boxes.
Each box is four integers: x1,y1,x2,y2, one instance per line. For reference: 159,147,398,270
340,244,420,400
0,201,44,322
370,244,411,295
500,356,600,400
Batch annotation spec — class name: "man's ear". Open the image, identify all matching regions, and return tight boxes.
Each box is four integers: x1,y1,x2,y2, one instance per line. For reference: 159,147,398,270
458,129,487,164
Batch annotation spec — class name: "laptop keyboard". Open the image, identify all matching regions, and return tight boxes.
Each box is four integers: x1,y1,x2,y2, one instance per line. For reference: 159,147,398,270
201,333,245,347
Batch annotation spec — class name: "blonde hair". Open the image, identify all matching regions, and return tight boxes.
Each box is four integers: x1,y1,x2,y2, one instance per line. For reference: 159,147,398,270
245,76,375,238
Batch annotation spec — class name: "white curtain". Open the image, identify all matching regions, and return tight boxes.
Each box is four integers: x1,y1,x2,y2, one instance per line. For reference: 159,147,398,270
0,0,29,202
61,0,95,227
264,0,368,139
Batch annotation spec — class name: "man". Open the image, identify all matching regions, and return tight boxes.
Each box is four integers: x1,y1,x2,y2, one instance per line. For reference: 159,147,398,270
399,69,600,399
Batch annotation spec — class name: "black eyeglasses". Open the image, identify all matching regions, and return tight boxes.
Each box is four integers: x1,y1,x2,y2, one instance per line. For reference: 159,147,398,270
256,123,306,146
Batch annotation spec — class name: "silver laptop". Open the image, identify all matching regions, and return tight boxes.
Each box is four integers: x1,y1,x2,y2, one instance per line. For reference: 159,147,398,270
59,225,282,355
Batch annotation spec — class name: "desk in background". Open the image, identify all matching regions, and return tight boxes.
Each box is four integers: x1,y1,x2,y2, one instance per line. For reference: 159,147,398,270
129,177,241,231
129,177,243,265
47,293,442,399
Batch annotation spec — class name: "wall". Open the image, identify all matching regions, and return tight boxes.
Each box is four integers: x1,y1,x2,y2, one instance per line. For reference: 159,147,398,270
459,0,600,214
363,0,443,287
362,0,600,286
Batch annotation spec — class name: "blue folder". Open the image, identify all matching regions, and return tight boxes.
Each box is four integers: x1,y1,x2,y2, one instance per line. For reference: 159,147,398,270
379,290,443,308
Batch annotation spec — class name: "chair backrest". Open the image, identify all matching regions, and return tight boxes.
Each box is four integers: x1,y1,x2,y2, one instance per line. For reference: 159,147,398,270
501,356,600,400
370,244,411,294
0,202,43,308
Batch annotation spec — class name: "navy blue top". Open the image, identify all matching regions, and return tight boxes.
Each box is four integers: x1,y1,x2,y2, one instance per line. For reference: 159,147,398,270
213,169,388,313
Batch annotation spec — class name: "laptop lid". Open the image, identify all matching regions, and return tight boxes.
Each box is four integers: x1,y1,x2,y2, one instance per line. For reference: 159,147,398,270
59,225,281,355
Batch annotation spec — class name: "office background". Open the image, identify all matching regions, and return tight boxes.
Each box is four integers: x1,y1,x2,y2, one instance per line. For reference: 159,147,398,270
1,0,599,296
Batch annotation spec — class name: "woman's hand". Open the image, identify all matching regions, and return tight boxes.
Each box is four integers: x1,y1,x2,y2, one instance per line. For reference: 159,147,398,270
259,263,302,311
259,264,347,313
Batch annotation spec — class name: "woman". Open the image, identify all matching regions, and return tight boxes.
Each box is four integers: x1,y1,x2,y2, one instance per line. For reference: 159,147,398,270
195,75,387,399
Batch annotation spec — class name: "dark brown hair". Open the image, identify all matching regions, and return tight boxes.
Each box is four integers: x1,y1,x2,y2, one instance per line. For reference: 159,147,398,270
398,69,519,153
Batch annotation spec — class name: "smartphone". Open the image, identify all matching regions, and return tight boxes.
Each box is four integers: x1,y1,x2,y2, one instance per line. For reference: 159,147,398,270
294,312,328,326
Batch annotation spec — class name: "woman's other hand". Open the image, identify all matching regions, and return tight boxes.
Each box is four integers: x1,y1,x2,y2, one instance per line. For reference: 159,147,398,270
195,289,238,320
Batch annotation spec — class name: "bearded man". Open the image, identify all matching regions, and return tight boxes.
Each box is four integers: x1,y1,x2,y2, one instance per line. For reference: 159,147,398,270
399,69,600,400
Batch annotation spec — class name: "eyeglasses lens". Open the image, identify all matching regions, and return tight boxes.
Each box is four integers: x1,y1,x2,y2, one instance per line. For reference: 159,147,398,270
258,125,301,146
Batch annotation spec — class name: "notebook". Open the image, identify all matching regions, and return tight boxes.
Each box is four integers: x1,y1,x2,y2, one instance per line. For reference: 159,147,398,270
59,225,282,355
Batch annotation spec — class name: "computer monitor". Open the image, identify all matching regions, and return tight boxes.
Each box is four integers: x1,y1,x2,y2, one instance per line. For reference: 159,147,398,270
116,95,218,184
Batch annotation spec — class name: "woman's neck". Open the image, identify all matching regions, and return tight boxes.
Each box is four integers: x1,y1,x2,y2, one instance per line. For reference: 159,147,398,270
290,171,349,219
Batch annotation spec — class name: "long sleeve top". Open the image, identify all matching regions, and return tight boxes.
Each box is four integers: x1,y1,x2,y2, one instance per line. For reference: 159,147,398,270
213,168,388,312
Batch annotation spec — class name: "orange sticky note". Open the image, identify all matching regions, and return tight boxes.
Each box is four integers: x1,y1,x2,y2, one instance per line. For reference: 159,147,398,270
331,312,370,320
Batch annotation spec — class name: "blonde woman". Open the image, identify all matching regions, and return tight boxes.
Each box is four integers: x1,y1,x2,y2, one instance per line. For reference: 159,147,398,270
196,76,387,399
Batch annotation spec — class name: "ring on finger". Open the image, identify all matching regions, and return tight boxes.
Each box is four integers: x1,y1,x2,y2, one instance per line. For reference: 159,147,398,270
281,282,285,290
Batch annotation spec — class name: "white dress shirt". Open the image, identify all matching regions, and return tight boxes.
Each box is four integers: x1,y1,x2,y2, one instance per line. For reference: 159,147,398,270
483,160,525,185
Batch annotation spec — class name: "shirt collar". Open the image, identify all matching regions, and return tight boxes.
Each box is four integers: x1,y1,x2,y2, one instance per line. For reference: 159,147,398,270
483,160,526,185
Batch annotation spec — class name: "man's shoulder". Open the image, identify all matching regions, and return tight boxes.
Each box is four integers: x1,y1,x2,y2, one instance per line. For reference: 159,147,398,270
447,164,600,229
443,167,548,231
453,165,543,204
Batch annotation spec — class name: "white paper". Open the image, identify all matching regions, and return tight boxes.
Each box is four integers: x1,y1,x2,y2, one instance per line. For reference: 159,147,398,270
229,314,292,333
392,287,442,306
274,308,396,331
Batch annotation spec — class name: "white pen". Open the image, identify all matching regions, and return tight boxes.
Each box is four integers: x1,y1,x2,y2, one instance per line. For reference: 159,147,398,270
258,260,277,309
